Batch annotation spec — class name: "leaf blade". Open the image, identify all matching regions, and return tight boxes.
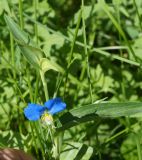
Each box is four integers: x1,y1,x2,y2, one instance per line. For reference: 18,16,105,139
57,102,142,132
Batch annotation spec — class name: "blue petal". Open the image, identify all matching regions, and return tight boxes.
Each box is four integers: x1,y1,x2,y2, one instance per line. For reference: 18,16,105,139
24,103,46,121
44,98,57,110
46,98,66,115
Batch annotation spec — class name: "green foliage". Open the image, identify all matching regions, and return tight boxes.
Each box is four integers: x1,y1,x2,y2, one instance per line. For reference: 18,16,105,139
1,0,142,159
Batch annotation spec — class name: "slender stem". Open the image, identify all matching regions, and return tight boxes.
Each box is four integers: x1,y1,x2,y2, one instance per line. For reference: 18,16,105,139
105,122,139,143
101,0,137,61
23,12,140,66
18,0,24,29
95,131,102,160
33,122,46,160
53,73,62,98
81,0,93,103
135,133,142,160
26,69,34,102
40,71,49,101
10,30,23,134
34,71,40,102
30,123,40,159
34,0,38,44
114,1,132,137
13,79,26,103
67,10,82,67
33,0,40,103
114,0,126,101
10,33,16,79
63,10,82,99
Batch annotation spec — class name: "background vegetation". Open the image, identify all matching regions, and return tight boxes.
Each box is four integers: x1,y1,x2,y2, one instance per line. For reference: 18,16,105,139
1,0,142,159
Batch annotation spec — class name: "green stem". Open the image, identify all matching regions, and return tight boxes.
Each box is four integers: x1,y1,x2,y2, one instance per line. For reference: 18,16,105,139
114,1,131,135
30,123,40,159
40,71,49,101
10,31,23,134
53,73,62,98
81,0,93,103
23,12,140,66
26,69,34,102
105,123,138,143
135,133,142,160
63,10,82,99
34,0,38,44
33,0,39,103
95,131,101,160
33,122,46,160
114,1,126,101
101,0,137,62
18,0,24,29
34,71,40,102
10,32,16,79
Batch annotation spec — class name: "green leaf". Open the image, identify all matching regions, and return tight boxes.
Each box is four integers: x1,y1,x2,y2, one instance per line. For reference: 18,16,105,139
98,0,125,39
4,15,34,45
0,0,10,15
40,58,86,87
24,12,140,66
40,58,62,73
120,132,141,160
4,15,43,68
18,42,43,68
98,0,137,61
57,112,100,132
60,142,93,160
57,102,142,132
0,130,31,150
71,102,142,117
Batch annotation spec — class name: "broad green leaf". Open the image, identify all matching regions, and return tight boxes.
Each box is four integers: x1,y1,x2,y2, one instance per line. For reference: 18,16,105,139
60,142,93,160
57,102,142,132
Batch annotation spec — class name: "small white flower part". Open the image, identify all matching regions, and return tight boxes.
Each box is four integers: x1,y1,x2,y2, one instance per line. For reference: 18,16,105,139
41,112,53,126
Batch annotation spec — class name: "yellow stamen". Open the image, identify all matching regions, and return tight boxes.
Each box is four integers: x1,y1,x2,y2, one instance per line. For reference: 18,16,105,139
41,112,53,125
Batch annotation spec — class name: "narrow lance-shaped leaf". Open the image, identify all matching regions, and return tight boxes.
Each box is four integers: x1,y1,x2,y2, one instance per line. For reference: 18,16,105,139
4,15,43,68
70,102,142,117
5,15,31,44
4,15,94,86
57,102,142,132
18,43,43,68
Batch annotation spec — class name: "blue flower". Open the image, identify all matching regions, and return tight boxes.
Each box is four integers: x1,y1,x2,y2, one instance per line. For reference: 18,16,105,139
24,98,66,121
